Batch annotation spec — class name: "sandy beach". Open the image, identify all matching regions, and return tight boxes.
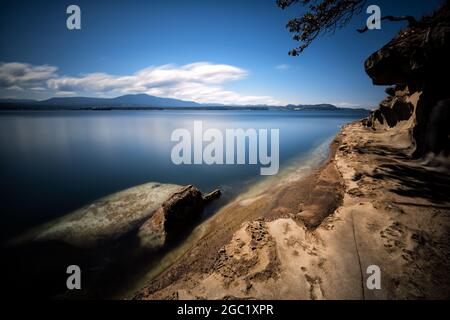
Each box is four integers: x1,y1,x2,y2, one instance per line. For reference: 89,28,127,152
132,119,450,300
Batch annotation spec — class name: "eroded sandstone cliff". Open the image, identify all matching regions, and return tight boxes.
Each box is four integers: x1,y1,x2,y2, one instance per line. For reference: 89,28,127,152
364,3,450,161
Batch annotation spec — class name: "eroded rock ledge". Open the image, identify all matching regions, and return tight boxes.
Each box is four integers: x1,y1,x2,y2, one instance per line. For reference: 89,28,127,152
364,3,450,160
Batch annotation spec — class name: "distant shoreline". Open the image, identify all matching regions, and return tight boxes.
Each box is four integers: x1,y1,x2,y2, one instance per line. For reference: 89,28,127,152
0,94,371,113
0,105,370,113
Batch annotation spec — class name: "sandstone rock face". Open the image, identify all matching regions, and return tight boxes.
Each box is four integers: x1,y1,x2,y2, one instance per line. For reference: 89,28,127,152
138,185,207,251
365,7,450,87
364,4,450,159
366,88,414,129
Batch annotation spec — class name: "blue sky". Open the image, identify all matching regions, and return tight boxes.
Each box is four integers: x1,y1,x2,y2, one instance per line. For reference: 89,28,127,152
0,0,442,107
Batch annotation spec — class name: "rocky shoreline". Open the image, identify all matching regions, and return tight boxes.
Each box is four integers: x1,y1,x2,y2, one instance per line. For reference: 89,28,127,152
132,119,450,300
131,132,344,299
4,2,449,300
133,4,450,299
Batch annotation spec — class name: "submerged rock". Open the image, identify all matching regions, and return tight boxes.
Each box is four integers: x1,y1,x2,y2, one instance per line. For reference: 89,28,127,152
4,182,221,298
10,182,220,250
11,182,182,248
203,189,222,203
138,185,205,251
138,185,221,251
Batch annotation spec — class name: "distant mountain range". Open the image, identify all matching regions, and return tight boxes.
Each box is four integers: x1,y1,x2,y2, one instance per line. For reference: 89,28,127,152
0,94,370,113
0,94,202,108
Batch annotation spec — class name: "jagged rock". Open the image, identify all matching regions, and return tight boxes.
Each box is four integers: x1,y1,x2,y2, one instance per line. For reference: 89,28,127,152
203,189,221,203
385,86,396,96
365,6,450,87
366,95,414,129
392,99,414,122
138,185,221,251
364,3,450,158
380,95,394,108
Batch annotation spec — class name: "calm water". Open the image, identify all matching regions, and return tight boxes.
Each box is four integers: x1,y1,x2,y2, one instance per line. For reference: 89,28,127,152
0,110,365,240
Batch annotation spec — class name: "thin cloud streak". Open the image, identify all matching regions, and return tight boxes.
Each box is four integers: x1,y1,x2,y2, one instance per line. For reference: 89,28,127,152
275,64,290,71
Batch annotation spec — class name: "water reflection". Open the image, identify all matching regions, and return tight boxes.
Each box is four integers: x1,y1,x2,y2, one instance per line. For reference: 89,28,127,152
0,110,363,240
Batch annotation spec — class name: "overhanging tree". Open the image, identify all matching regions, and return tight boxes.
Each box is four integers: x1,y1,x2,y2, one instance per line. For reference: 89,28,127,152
277,0,418,56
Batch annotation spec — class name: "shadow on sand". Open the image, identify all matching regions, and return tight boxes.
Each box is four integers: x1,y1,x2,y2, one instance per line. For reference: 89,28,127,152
371,162,450,204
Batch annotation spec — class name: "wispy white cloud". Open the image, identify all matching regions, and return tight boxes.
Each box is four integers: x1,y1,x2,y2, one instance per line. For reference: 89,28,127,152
0,62,58,90
0,61,281,105
275,64,290,71
6,85,24,91
30,87,47,91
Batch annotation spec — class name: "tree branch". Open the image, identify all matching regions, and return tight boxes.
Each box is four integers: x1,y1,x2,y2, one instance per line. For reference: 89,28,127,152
357,15,418,33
